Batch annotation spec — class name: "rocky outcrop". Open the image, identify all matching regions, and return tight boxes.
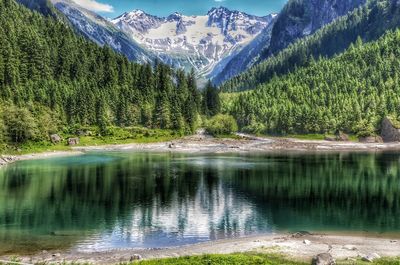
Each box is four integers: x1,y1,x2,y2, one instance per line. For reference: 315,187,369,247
264,0,366,59
381,117,400,142
312,253,336,265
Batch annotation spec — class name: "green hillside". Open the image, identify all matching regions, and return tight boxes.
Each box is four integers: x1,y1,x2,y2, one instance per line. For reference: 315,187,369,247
227,29,400,136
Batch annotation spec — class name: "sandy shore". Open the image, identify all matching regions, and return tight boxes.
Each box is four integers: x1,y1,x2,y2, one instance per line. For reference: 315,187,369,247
72,133,400,154
2,133,400,167
2,232,399,264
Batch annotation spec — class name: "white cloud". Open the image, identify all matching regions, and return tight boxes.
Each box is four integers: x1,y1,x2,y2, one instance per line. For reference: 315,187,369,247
72,0,114,12
214,0,226,2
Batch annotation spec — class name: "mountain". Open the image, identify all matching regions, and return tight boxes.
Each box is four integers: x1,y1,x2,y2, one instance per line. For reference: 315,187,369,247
211,14,277,85
50,0,153,63
17,0,152,64
220,0,400,92
214,0,366,85
112,7,275,78
15,0,61,17
263,0,366,59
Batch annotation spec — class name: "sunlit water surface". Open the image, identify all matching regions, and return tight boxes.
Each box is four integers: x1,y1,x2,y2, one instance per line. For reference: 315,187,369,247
1,151,400,254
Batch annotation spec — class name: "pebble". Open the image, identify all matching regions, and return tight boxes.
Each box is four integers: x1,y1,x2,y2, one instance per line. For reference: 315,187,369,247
303,239,311,245
343,245,357,251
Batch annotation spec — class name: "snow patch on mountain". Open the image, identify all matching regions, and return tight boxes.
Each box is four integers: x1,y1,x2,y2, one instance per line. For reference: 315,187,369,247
112,7,275,78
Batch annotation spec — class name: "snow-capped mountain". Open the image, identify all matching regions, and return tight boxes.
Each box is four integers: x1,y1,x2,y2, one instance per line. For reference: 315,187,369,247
112,7,275,78
47,0,153,63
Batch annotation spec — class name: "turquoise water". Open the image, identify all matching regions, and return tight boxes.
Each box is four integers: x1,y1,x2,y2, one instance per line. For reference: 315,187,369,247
0,151,400,254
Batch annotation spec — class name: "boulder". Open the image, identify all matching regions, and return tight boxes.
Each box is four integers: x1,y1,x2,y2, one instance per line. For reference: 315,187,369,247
359,136,383,143
50,134,61,144
361,253,381,262
324,136,336,141
335,131,349,141
381,117,400,142
130,254,142,261
68,138,80,146
312,253,336,265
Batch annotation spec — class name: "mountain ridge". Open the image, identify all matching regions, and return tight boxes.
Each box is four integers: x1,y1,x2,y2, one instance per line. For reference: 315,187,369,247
111,6,276,79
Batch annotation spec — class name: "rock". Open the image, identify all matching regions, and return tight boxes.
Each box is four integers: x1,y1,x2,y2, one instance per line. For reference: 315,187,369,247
359,136,383,143
130,254,142,261
335,131,349,141
52,253,61,257
361,253,381,262
312,253,336,265
324,136,336,141
381,116,400,142
303,239,311,245
50,134,61,144
343,244,357,250
68,138,80,146
291,231,312,238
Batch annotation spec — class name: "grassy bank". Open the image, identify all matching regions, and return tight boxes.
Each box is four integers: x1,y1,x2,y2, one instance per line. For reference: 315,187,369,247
130,253,400,265
0,127,182,155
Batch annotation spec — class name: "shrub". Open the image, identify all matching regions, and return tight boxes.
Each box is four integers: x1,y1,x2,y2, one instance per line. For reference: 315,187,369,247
206,114,238,136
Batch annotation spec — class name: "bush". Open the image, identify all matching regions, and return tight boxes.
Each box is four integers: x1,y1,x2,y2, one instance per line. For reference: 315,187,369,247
206,114,238,136
242,122,267,134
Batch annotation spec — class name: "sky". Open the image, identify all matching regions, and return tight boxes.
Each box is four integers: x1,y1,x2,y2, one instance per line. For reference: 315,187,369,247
71,0,287,18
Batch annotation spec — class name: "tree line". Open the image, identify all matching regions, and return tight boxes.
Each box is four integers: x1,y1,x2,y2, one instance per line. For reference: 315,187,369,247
0,0,220,147
227,29,400,136
220,0,400,92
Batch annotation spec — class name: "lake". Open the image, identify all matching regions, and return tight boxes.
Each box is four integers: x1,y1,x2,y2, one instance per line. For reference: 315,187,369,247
1,151,400,254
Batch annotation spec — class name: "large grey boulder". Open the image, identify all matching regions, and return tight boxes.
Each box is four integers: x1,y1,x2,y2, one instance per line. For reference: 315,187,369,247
311,253,336,265
381,117,400,142
68,138,80,146
50,134,61,144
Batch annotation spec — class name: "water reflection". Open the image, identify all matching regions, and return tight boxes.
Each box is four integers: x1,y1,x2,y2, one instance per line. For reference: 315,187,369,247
0,152,399,254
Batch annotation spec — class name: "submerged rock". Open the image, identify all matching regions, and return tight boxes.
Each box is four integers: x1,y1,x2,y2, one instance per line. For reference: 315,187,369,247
312,253,335,265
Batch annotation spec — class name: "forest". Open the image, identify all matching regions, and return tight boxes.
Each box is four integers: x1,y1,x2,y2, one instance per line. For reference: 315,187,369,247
0,0,220,149
226,29,400,136
220,0,400,92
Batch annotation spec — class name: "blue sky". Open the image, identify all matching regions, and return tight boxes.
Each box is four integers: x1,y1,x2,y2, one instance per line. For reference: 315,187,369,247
72,0,287,18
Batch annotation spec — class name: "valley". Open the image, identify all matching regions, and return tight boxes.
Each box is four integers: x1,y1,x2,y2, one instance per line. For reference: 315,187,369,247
2,0,400,263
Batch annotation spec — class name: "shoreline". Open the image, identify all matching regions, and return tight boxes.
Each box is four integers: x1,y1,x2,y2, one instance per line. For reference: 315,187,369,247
2,133,400,167
1,134,400,263
1,232,399,264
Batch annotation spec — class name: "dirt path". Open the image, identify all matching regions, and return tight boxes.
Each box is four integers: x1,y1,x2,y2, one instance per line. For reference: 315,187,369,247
3,233,399,264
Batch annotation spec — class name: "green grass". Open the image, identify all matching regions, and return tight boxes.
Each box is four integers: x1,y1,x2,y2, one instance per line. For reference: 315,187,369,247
132,253,307,265
124,253,400,265
0,253,399,265
0,127,183,156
